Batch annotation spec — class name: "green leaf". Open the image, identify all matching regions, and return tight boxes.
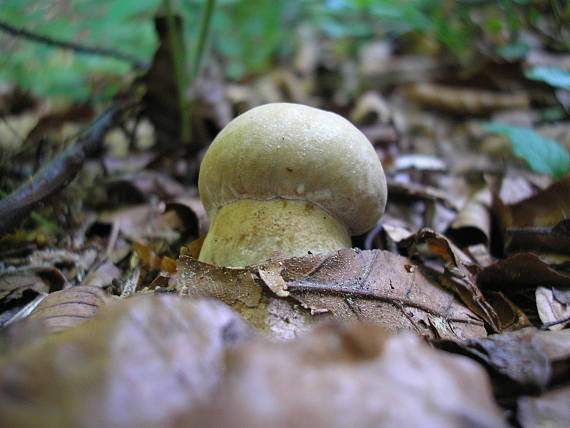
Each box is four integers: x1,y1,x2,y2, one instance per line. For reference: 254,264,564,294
496,42,530,61
483,122,570,180
525,67,570,90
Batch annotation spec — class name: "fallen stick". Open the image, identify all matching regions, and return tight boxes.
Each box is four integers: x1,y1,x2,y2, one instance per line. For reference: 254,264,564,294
0,101,135,236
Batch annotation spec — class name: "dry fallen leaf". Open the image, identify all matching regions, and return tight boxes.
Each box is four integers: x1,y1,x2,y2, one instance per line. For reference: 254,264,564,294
437,327,570,399
0,266,66,326
405,83,529,113
478,253,570,293
26,285,112,333
400,228,502,332
536,286,570,330
0,296,253,428
517,386,570,428
447,187,492,247
494,175,570,256
191,322,507,428
178,248,487,340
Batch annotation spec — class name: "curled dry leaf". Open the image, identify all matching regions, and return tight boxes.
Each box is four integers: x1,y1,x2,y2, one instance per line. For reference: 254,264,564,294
97,204,184,244
81,261,122,287
387,179,459,211
26,285,112,333
536,286,570,330
0,296,253,428
494,175,570,255
106,171,186,203
192,322,506,428
350,90,392,125
400,228,502,332
178,248,487,340
447,187,492,247
437,327,570,399
0,266,66,326
478,252,570,293
517,386,570,428
165,198,209,238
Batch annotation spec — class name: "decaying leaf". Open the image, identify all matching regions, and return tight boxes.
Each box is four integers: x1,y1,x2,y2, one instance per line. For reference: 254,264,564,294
517,386,570,428
81,261,122,287
105,171,186,203
405,83,529,113
194,322,507,428
97,204,184,244
26,285,112,333
400,228,502,332
485,291,532,331
477,253,570,293
536,286,570,330
0,296,253,428
177,249,487,340
165,198,209,238
437,327,570,399
0,266,66,326
447,187,492,247
493,175,570,255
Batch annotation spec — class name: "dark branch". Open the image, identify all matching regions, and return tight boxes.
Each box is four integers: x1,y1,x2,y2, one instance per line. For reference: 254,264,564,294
0,19,148,70
0,100,136,236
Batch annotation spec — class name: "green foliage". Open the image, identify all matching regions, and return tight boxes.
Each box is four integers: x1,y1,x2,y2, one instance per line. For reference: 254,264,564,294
495,42,530,61
0,0,562,101
525,67,570,90
0,0,160,101
483,122,570,180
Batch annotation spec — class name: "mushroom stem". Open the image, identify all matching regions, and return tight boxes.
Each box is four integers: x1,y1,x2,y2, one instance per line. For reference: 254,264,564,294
198,199,351,267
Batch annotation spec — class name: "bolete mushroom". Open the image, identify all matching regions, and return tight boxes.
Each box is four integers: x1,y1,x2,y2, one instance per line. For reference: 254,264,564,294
198,103,387,267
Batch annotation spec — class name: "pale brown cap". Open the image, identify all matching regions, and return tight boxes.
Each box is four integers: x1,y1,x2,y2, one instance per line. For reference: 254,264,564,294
198,103,387,235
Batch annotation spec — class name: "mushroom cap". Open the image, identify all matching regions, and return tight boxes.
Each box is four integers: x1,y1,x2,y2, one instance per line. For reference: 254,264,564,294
198,103,387,235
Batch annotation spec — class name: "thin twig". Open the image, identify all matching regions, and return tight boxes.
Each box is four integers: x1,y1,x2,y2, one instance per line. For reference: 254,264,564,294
0,19,148,69
0,99,138,236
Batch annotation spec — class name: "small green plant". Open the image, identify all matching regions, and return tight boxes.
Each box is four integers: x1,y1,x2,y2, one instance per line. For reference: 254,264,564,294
483,122,570,180
525,67,570,91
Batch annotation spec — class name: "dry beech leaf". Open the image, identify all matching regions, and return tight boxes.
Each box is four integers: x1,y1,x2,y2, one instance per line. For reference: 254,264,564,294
97,204,183,243
387,179,459,211
517,386,570,428
192,322,506,428
0,266,66,299
447,187,492,247
26,285,112,333
485,291,532,331
350,90,392,125
177,249,487,340
494,175,570,255
0,296,253,428
106,171,186,203
81,261,122,287
404,83,529,113
437,327,570,399
0,266,66,325
400,228,502,332
478,252,570,293
166,198,210,237
536,286,570,330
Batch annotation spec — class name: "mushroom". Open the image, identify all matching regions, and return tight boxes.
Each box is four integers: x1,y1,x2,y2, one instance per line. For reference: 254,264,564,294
198,103,387,267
